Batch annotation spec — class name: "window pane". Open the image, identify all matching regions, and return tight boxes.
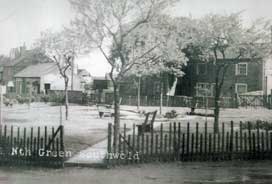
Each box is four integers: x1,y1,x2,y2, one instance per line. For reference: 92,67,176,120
238,64,247,75
236,84,247,94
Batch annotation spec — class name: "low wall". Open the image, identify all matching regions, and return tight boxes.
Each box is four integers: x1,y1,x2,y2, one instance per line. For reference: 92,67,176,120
48,90,83,104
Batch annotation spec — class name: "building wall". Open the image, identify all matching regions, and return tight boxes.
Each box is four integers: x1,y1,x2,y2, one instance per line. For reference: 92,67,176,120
41,73,82,93
15,74,83,95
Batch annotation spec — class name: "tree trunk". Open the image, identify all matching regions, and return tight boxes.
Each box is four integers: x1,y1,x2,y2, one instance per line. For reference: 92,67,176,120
159,73,163,115
137,76,141,111
113,83,120,152
64,79,69,121
214,92,220,133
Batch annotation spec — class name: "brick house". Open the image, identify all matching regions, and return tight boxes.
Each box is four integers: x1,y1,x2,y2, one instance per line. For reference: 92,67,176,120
176,58,265,98
0,47,50,93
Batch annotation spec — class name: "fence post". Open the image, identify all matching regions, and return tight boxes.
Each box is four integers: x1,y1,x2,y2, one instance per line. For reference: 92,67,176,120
178,123,181,160
169,123,172,160
37,127,40,155
244,132,247,160
173,122,177,160
239,122,243,157
230,121,234,159
196,123,199,157
204,122,207,160
160,123,163,161
208,133,212,160
186,123,190,161
261,132,265,159
266,122,269,154
248,122,252,159
140,133,144,162
10,126,13,149
221,123,225,160
151,123,154,158
60,125,64,151
132,124,135,153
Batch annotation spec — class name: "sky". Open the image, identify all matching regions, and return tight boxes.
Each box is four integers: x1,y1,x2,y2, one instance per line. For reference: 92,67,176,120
0,0,272,76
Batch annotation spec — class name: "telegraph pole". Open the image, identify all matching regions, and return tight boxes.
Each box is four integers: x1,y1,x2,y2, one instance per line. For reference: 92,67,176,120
0,86,3,125
71,56,74,90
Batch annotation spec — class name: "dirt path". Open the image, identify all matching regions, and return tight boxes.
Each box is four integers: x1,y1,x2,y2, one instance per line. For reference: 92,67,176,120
1,161,272,184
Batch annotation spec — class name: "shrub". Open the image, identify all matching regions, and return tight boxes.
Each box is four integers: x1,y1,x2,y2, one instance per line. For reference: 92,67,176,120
164,110,178,119
241,120,272,131
40,95,50,103
16,95,32,104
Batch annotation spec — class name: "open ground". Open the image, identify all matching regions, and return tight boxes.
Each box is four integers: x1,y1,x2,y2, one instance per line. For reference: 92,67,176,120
1,103,272,156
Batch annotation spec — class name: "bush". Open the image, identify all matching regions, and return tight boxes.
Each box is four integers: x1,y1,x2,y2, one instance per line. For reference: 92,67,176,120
40,95,50,103
16,95,34,104
164,110,178,119
241,120,272,131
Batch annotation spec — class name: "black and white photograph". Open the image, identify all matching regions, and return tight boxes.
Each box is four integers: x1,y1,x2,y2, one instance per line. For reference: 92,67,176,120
0,0,272,183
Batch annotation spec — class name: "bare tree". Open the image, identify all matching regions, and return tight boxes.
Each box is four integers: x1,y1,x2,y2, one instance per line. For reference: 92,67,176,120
69,0,181,150
37,30,79,120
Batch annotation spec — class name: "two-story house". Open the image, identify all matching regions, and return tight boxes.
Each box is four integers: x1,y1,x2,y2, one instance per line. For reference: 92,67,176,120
176,58,264,98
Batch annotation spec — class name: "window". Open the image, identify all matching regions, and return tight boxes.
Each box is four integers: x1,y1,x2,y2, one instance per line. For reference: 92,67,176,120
196,63,207,75
196,83,214,97
235,63,248,76
235,83,247,94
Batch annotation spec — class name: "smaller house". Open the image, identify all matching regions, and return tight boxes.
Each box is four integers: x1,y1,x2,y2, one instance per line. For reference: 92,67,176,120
14,63,83,95
78,69,92,90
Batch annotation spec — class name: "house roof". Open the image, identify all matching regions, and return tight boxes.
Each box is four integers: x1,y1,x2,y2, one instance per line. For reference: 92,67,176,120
78,69,91,77
0,56,10,67
14,63,58,78
5,49,51,67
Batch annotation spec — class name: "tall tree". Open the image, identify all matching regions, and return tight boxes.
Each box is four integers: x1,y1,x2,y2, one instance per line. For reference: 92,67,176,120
37,30,80,120
69,0,181,150
122,15,187,113
184,13,271,133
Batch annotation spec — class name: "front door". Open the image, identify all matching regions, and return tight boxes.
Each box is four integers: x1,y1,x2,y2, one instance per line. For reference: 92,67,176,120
44,83,51,94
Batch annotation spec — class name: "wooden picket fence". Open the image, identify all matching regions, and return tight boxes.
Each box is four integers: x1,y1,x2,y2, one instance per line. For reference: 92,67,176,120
0,125,65,167
107,121,272,165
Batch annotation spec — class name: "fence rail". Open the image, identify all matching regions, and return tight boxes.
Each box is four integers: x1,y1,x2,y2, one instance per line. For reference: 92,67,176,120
238,95,272,109
0,125,65,167
103,95,237,109
107,121,272,165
